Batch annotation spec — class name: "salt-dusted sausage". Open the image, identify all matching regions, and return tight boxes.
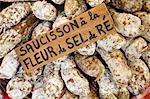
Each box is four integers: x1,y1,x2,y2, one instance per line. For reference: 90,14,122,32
32,1,57,21
125,37,148,61
0,50,19,79
135,12,150,42
32,21,52,38
0,2,31,33
98,69,118,99
0,14,37,58
74,54,105,80
110,0,142,12
128,59,150,95
97,33,126,52
6,75,32,99
43,63,64,99
96,48,132,88
60,56,90,96
112,11,143,38
64,0,87,18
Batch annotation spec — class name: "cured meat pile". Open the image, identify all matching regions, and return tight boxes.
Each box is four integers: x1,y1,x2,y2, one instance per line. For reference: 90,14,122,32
0,0,149,99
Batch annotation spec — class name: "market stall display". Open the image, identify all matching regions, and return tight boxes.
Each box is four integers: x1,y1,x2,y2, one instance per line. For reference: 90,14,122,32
0,0,150,99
